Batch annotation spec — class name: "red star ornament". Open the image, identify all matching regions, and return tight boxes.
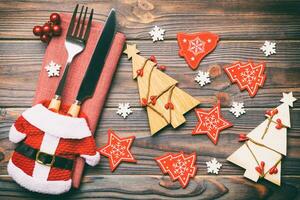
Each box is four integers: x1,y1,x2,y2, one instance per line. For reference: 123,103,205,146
155,152,197,188
99,129,136,172
192,101,233,144
224,61,266,97
177,32,219,70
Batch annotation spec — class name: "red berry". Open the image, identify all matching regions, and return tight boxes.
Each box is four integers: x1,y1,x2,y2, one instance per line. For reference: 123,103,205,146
33,25,43,36
159,65,166,71
141,98,147,106
52,24,62,36
50,13,61,24
261,161,265,168
42,23,52,35
149,55,157,63
40,34,51,43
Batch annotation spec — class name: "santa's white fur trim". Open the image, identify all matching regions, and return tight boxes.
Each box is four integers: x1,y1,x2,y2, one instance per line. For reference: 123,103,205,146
22,104,91,139
7,159,71,195
81,152,100,166
9,125,26,143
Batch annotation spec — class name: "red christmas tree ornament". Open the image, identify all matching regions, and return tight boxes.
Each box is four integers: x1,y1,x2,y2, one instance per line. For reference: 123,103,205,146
192,101,233,144
155,152,197,188
224,61,266,97
177,32,219,70
99,129,136,172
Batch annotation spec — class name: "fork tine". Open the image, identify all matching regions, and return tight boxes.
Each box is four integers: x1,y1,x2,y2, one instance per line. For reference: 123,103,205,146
83,9,93,42
74,5,84,37
67,4,79,36
79,7,88,38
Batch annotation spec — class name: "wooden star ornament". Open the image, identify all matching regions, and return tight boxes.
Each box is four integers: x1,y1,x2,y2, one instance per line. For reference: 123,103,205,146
280,92,297,107
123,44,140,59
192,101,233,144
99,129,136,172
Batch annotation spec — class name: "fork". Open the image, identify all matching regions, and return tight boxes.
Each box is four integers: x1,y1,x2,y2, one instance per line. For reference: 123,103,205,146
48,4,94,110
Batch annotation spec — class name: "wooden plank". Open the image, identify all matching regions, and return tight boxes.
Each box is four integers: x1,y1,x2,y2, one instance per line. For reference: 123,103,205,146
0,40,299,108
0,107,299,175
0,0,299,40
0,175,298,199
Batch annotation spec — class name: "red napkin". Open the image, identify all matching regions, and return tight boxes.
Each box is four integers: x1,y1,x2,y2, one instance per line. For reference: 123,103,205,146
33,13,125,187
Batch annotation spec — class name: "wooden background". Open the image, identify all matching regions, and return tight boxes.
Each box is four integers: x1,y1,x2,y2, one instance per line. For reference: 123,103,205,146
0,0,299,199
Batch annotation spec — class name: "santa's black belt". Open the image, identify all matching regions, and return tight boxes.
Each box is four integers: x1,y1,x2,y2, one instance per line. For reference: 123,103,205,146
15,142,73,170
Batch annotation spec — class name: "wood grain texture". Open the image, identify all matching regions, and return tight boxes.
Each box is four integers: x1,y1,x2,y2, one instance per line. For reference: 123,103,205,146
0,107,299,176
0,175,298,199
0,40,300,108
0,0,300,199
0,0,300,40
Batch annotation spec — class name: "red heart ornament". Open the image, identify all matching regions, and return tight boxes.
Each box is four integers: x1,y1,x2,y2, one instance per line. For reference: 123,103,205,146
177,32,219,70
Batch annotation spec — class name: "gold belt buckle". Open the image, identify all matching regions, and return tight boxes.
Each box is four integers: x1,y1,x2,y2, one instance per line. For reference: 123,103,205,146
36,150,55,167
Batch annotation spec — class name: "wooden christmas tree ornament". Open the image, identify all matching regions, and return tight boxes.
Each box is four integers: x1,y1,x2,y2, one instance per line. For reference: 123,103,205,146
124,44,200,135
227,92,297,186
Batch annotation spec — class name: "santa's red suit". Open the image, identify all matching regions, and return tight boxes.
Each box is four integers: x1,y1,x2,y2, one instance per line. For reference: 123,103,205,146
7,103,100,194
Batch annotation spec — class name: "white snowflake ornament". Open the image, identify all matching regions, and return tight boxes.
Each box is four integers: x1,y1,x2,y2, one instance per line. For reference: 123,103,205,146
116,103,133,119
206,158,222,174
149,26,165,42
45,61,61,77
260,41,276,57
195,70,211,87
230,102,246,118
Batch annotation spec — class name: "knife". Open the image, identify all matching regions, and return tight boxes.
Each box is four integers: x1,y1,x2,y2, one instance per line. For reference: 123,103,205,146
68,9,116,117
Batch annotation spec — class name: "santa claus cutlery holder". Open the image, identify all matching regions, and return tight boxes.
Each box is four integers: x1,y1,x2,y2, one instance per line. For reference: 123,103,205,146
7,13,125,195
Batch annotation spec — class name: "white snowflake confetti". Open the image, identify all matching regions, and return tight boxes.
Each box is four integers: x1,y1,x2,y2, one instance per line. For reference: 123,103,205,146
149,26,165,42
260,41,276,57
195,71,211,87
45,60,61,77
206,158,222,174
116,103,133,119
230,102,246,118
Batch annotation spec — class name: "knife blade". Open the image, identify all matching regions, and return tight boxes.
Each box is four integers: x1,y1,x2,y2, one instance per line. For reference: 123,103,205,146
67,9,116,117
